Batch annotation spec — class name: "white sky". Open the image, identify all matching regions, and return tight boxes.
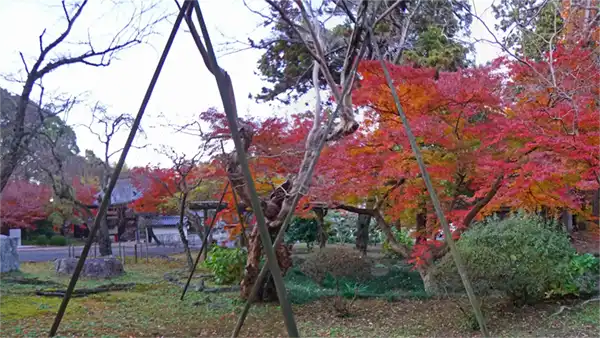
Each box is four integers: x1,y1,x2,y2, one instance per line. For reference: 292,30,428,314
0,0,503,168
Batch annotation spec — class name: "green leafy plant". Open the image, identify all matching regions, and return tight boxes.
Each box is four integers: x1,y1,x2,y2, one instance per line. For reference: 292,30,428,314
326,212,357,244
549,253,600,297
285,217,318,250
382,227,413,257
202,246,247,285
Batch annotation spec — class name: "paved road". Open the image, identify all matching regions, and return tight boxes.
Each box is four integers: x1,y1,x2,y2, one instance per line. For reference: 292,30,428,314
17,243,385,262
17,244,201,262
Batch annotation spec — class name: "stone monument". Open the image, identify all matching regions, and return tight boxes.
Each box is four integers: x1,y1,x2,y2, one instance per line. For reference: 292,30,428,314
55,257,124,278
8,228,22,247
0,235,19,273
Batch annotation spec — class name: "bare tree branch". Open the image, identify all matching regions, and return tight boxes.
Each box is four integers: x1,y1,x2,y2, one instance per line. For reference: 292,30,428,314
0,0,168,193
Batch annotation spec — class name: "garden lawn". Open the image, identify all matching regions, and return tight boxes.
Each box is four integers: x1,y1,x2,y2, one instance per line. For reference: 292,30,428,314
1,255,598,338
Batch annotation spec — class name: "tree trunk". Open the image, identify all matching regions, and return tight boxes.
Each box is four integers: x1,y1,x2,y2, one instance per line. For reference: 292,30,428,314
416,205,427,245
418,266,440,295
593,188,599,221
0,81,36,194
199,220,211,262
178,193,193,269
374,209,410,257
98,214,112,256
147,227,162,245
117,207,127,241
355,213,370,255
356,198,376,255
97,180,113,256
313,207,328,249
561,209,574,233
240,226,292,301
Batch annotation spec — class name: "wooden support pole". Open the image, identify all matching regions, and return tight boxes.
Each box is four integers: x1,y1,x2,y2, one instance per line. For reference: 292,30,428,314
183,2,299,335
47,3,189,336
367,24,489,337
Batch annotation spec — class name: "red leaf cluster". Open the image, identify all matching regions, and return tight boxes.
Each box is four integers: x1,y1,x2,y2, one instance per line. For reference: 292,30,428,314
1,180,51,230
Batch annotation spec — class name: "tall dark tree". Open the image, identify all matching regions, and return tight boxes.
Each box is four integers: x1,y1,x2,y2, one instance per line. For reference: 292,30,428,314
244,0,473,103
492,0,564,60
84,104,147,256
0,0,168,193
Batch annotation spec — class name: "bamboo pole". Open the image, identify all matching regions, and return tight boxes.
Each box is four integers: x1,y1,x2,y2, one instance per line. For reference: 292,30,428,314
230,6,374,335
366,26,489,337
47,3,190,336
184,2,299,336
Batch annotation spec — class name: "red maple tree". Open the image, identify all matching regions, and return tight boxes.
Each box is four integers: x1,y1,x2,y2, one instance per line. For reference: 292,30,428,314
0,180,51,232
129,166,178,214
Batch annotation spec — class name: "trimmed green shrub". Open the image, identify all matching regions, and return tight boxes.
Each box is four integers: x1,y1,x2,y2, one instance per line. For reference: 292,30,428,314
432,212,576,304
202,246,247,285
48,235,67,246
34,236,49,246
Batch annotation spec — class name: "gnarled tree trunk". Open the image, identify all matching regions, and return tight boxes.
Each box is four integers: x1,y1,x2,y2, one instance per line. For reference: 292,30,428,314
226,122,297,301
313,206,328,249
355,213,370,255
241,225,292,301
418,266,440,295
356,198,376,254
98,214,112,256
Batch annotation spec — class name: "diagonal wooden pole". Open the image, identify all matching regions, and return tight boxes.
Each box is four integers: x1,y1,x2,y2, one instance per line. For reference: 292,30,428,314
184,1,299,336
48,2,191,336
366,26,490,337
220,140,248,246
180,181,230,300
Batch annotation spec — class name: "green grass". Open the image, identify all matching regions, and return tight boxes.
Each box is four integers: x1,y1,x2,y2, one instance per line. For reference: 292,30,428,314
1,255,598,337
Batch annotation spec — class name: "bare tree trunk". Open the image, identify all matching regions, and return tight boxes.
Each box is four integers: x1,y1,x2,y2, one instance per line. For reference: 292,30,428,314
416,202,427,245
314,207,328,249
356,213,370,255
241,227,262,300
177,192,193,269
98,214,112,256
147,227,162,245
0,81,37,193
593,188,599,221
418,266,440,294
374,209,411,257
117,207,127,240
356,199,375,255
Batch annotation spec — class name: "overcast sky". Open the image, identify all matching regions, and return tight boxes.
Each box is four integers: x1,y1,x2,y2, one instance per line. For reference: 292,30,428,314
0,0,503,168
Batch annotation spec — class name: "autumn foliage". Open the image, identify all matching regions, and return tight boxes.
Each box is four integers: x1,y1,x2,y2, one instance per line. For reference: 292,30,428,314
0,180,51,231
129,167,179,214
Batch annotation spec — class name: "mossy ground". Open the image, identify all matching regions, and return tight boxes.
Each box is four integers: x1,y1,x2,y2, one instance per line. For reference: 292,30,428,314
1,249,598,337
